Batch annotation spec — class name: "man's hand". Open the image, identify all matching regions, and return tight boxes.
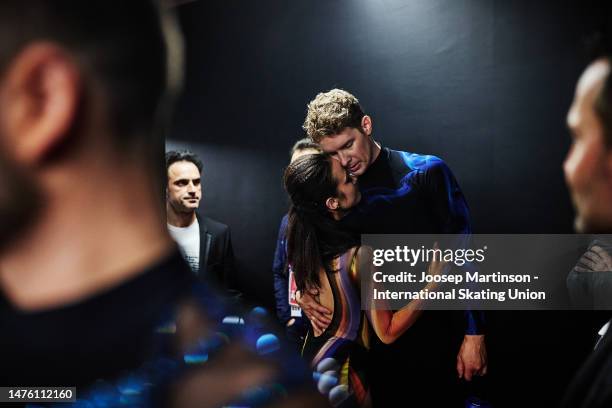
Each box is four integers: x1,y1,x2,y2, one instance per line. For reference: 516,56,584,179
456,334,487,381
296,289,332,336
574,244,612,272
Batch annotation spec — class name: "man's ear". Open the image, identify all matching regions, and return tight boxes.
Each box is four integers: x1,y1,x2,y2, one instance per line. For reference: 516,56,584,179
0,42,81,165
325,197,339,211
361,115,372,136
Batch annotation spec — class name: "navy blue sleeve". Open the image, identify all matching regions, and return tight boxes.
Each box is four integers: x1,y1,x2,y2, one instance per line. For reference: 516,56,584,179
426,159,486,334
273,215,291,325
424,158,471,235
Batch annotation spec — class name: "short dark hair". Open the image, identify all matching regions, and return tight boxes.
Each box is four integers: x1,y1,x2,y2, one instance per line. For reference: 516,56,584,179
586,29,612,147
0,1,175,144
165,150,203,174
290,138,321,157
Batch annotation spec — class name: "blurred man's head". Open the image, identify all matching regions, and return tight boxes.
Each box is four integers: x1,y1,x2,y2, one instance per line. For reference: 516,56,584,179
290,138,321,163
565,39,612,232
165,150,203,214
0,1,180,246
303,89,377,176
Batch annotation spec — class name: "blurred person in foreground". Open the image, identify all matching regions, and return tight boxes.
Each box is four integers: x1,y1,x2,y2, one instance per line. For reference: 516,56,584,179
0,2,320,406
562,31,612,408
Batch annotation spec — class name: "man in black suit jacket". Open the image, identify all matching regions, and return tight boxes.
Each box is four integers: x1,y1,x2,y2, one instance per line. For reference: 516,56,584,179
196,212,236,289
166,150,239,296
561,35,612,407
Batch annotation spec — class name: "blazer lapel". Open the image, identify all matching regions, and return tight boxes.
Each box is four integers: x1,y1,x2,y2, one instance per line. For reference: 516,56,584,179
197,214,212,277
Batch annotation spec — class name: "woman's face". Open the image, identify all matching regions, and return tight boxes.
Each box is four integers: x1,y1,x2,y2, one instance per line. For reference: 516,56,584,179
330,157,361,210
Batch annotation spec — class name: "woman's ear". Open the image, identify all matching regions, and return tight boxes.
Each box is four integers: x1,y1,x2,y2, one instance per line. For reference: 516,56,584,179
325,197,339,211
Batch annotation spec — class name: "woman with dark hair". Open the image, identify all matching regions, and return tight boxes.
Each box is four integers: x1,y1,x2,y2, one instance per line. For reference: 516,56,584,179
284,153,442,407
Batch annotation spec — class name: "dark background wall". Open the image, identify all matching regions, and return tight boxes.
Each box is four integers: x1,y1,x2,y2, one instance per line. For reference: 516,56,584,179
168,0,610,405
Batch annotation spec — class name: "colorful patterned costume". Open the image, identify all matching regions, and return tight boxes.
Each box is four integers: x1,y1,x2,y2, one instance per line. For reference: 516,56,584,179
302,249,371,407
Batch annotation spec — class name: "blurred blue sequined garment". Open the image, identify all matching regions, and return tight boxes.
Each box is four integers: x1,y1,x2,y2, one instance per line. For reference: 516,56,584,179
0,250,317,407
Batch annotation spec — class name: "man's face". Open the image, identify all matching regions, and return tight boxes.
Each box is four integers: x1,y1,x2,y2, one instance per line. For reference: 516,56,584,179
330,157,361,210
564,59,612,232
166,160,202,213
319,120,373,177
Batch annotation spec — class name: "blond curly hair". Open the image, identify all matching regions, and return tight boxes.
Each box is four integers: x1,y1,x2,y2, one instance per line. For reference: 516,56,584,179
302,89,365,142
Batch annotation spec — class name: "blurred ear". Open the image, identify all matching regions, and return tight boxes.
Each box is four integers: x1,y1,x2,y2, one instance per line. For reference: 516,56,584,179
325,197,339,211
0,42,80,165
361,115,372,136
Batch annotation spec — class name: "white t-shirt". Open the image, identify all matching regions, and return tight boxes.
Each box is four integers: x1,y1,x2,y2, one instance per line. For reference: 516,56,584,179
168,219,200,273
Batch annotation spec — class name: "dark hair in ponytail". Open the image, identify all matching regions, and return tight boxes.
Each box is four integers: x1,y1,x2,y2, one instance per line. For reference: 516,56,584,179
283,153,359,291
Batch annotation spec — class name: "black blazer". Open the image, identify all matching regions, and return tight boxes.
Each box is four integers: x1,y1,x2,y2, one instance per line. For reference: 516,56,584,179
562,323,612,408
196,213,238,296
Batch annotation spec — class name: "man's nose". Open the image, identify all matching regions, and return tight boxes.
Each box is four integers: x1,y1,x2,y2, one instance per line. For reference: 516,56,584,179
338,151,349,167
187,182,196,193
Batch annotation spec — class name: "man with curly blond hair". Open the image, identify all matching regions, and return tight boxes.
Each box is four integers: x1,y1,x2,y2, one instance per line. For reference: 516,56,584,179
298,88,488,405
